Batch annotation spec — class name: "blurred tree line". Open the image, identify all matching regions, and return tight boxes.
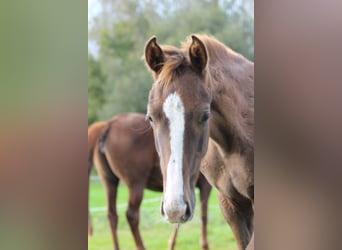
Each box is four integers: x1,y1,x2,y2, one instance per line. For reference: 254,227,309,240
88,0,254,124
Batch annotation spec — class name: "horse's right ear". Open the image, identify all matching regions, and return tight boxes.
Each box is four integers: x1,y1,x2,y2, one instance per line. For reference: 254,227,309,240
144,36,164,74
189,35,208,74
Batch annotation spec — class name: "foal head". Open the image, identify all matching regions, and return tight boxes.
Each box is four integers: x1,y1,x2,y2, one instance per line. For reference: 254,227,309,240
144,35,212,223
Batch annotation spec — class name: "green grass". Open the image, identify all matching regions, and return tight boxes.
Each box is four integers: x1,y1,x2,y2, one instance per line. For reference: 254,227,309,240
88,179,237,250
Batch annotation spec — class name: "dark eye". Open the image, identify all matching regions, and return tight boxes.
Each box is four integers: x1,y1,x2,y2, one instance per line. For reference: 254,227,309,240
146,114,154,124
200,112,210,123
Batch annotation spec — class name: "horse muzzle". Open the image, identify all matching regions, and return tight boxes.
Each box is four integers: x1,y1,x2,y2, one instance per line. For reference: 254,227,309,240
161,198,192,223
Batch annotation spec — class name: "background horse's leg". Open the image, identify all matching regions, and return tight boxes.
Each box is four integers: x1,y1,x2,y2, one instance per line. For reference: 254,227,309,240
126,186,145,250
198,176,212,250
88,159,93,236
95,151,121,250
102,174,120,250
168,224,179,250
88,211,93,236
217,192,253,250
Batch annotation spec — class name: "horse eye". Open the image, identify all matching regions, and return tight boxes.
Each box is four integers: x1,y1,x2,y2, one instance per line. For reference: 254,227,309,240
146,114,154,123
200,112,210,123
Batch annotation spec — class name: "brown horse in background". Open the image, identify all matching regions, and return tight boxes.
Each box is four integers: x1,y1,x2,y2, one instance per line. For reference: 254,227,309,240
88,113,214,250
144,34,254,249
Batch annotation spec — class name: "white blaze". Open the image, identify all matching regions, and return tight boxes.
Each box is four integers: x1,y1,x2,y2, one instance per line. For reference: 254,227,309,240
163,92,186,214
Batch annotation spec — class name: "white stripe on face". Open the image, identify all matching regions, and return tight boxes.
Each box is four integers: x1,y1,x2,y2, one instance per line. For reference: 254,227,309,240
163,92,186,214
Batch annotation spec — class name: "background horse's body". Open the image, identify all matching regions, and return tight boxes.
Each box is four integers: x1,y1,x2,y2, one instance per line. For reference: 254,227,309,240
88,112,212,250
145,35,254,249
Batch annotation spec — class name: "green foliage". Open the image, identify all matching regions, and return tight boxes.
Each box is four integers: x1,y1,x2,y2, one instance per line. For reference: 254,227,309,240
88,54,105,124
88,0,254,122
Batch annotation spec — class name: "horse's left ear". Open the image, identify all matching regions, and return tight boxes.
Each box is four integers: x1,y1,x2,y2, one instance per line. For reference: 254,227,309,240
189,35,208,73
144,36,165,75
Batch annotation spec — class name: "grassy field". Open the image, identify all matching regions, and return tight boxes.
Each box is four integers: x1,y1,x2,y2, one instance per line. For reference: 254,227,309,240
88,179,237,250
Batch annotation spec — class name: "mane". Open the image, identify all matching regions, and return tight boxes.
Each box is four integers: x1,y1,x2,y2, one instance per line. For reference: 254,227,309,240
182,34,244,64
157,45,186,87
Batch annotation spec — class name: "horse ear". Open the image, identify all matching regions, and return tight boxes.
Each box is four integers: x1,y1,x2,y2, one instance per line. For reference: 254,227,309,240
144,36,164,74
189,35,208,73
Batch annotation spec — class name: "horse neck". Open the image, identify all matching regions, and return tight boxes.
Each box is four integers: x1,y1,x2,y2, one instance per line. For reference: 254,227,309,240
208,63,254,156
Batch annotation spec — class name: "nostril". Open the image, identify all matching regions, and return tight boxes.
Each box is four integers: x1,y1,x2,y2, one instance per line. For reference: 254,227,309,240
181,202,191,222
160,200,165,216
185,202,191,218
